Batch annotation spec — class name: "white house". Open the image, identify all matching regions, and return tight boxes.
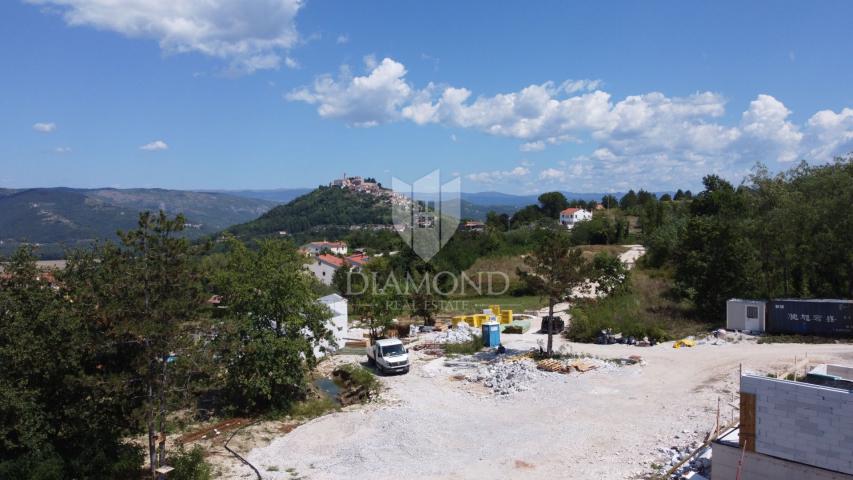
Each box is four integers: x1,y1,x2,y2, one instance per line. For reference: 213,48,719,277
306,253,372,286
316,293,348,357
559,207,593,229
302,241,348,256
307,254,344,285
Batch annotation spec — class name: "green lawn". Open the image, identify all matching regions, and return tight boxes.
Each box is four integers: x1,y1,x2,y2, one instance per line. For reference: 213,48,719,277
439,295,545,315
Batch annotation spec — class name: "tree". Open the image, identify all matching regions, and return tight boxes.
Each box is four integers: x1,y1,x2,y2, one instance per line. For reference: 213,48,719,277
79,211,207,477
660,193,672,202
619,189,638,210
214,238,333,412
519,227,593,355
592,252,630,295
601,194,618,209
510,204,546,228
673,189,685,201
673,176,758,320
408,270,439,326
0,247,140,479
537,192,569,218
485,211,510,232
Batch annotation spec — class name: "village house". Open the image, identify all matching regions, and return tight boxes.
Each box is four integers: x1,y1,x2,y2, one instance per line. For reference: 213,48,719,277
306,252,372,285
559,207,593,229
462,220,486,232
301,241,348,256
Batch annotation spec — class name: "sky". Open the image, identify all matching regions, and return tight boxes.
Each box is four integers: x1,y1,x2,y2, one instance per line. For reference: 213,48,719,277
1,1,852,194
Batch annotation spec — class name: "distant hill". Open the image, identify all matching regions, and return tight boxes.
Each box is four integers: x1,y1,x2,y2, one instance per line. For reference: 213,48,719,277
228,186,391,238
206,188,313,204
0,188,276,258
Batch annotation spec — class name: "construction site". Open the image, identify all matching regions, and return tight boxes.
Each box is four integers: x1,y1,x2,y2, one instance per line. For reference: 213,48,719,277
191,303,853,480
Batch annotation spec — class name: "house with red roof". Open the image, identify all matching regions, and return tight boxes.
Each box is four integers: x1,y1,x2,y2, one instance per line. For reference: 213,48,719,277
559,207,593,229
306,252,372,285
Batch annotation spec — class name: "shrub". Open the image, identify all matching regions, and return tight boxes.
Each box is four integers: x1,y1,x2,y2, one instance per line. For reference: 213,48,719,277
565,269,710,343
169,445,213,480
444,335,483,355
335,364,381,396
288,397,338,419
503,325,523,334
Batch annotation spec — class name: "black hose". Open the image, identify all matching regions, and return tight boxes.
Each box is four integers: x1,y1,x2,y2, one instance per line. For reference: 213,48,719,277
223,420,263,480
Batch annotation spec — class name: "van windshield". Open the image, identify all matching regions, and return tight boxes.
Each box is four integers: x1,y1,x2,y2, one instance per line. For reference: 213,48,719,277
381,344,405,356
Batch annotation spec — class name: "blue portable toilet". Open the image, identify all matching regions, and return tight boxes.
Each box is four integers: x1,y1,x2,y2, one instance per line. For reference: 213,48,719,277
482,321,501,348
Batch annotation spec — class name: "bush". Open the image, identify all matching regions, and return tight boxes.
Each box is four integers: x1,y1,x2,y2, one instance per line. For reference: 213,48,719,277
335,364,381,396
444,335,483,355
169,445,213,480
565,269,710,343
503,325,523,334
288,397,339,419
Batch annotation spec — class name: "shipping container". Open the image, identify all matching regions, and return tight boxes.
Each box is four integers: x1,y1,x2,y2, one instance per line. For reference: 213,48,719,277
767,299,853,337
726,299,767,332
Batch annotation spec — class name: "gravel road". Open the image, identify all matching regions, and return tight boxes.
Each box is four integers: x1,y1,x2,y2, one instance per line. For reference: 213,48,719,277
236,338,853,480
218,244,852,479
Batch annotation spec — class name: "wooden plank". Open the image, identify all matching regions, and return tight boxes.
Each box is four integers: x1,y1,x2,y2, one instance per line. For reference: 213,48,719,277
739,392,756,452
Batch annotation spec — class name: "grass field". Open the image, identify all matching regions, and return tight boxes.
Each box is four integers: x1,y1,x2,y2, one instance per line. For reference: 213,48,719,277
566,268,715,342
459,245,631,294
438,295,545,315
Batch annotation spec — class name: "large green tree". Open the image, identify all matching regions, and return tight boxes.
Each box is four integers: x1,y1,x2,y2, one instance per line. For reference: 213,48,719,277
519,227,593,355
76,211,208,477
0,248,140,479
214,238,332,413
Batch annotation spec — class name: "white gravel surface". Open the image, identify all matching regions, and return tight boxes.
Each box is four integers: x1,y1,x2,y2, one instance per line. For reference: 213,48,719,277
225,245,853,480
236,337,853,480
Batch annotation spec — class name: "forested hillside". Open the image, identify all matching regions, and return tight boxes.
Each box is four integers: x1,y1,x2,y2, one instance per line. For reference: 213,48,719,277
643,157,853,319
228,186,393,238
0,188,276,257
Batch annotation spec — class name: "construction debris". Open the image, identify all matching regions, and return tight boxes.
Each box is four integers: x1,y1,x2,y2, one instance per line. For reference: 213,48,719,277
432,322,476,344
465,358,542,395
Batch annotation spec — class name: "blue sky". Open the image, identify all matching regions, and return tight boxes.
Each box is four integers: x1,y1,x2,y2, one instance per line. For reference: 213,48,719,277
1,1,852,193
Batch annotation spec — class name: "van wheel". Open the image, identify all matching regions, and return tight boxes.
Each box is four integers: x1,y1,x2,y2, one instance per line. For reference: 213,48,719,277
377,365,385,375
367,357,375,366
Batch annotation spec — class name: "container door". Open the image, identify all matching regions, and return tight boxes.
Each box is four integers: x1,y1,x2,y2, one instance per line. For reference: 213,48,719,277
745,305,761,331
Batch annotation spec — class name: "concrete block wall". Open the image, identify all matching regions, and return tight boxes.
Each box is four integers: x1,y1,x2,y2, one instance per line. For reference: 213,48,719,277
713,441,853,480
741,374,853,475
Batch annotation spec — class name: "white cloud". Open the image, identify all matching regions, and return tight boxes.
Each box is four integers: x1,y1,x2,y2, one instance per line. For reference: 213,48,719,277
286,58,412,127
284,56,299,69
33,122,56,133
520,141,545,152
27,0,303,74
466,166,530,184
140,140,169,151
54,146,72,154
739,94,802,162
336,34,349,45
289,57,853,189
538,168,566,182
803,107,853,161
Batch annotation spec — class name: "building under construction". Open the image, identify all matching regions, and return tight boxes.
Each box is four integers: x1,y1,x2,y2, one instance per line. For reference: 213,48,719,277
712,366,853,479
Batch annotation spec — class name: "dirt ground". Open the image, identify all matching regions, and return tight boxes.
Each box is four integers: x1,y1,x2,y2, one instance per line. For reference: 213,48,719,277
210,321,852,480
205,245,852,479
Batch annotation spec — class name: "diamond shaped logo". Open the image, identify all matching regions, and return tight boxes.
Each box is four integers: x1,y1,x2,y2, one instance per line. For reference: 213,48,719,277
391,170,461,261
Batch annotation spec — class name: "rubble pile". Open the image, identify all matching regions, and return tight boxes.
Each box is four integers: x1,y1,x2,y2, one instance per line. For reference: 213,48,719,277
653,440,712,479
465,359,542,395
433,322,475,344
